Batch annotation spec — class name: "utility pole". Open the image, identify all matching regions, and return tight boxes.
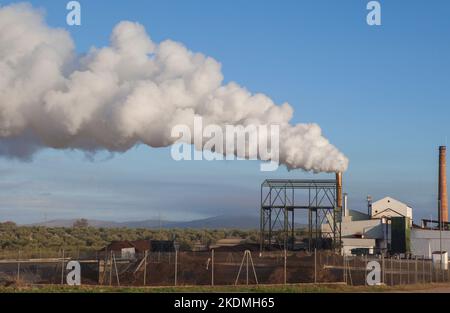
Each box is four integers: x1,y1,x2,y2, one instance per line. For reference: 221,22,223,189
234,251,258,285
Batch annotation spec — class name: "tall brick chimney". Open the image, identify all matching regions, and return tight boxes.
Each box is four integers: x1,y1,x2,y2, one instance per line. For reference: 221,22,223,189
336,172,343,209
439,146,448,223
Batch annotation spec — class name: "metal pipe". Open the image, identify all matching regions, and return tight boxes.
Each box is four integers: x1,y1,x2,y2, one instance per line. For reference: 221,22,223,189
343,193,348,217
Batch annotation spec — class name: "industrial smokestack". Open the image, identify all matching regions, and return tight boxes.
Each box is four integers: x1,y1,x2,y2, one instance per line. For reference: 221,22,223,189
439,146,448,223
336,172,343,209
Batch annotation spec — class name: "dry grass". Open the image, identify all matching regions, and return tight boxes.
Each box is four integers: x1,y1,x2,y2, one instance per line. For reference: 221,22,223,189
1,282,450,293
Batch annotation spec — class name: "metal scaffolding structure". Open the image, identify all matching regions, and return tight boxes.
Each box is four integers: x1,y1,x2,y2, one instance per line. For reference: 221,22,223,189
260,179,342,252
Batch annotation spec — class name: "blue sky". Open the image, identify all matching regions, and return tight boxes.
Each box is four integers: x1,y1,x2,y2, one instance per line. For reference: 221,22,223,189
0,0,449,224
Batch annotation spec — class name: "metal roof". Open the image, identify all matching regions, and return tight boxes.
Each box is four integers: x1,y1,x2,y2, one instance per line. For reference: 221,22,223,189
262,179,337,188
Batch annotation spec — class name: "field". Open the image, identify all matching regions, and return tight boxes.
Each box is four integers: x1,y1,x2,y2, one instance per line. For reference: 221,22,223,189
0,222,265,253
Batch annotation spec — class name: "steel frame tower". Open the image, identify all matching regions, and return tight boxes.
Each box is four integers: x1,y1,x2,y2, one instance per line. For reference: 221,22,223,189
260,179,342,252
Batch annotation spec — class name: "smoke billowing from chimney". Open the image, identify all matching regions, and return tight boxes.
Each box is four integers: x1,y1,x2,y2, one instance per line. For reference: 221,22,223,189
0,3,348,173
439,146,448,223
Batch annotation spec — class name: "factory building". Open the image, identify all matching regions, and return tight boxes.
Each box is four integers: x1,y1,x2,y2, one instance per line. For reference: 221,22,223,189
330,146,449,259
411,229,450,259
370,197,413,222
334,195,445,258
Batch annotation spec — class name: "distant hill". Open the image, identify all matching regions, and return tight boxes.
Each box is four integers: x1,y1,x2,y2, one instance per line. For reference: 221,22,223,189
28,215,308,230
27,215,272,230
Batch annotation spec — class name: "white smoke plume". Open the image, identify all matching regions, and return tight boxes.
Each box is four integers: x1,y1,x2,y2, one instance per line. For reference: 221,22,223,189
0,3,348,172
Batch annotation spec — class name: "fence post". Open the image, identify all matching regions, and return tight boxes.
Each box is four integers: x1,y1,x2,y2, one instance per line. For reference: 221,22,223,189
343,254,346,284
390,257,393,286
109,251,113,286
415,256,418,284
211,249,214,286
143,250,148,286
422,257,424,283
61,249,65,285
345,254,349,284
174,250,178,286
314,248,317,284
430,259,432,283
364,255,367,286
284,249,287,285
407,258,410,284
16,250,21,283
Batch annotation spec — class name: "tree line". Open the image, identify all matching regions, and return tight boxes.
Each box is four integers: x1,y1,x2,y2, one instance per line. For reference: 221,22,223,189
0,221,261,252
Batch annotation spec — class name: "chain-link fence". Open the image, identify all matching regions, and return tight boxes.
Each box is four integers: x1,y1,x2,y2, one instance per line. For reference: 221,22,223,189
0,249,448,287
344,254,450,286
0,249,100,286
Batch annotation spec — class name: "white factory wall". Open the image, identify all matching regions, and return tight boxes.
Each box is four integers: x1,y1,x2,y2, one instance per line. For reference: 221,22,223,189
341,219,385,239
411,229,450,259
324,209,385,239
371,197,413,221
